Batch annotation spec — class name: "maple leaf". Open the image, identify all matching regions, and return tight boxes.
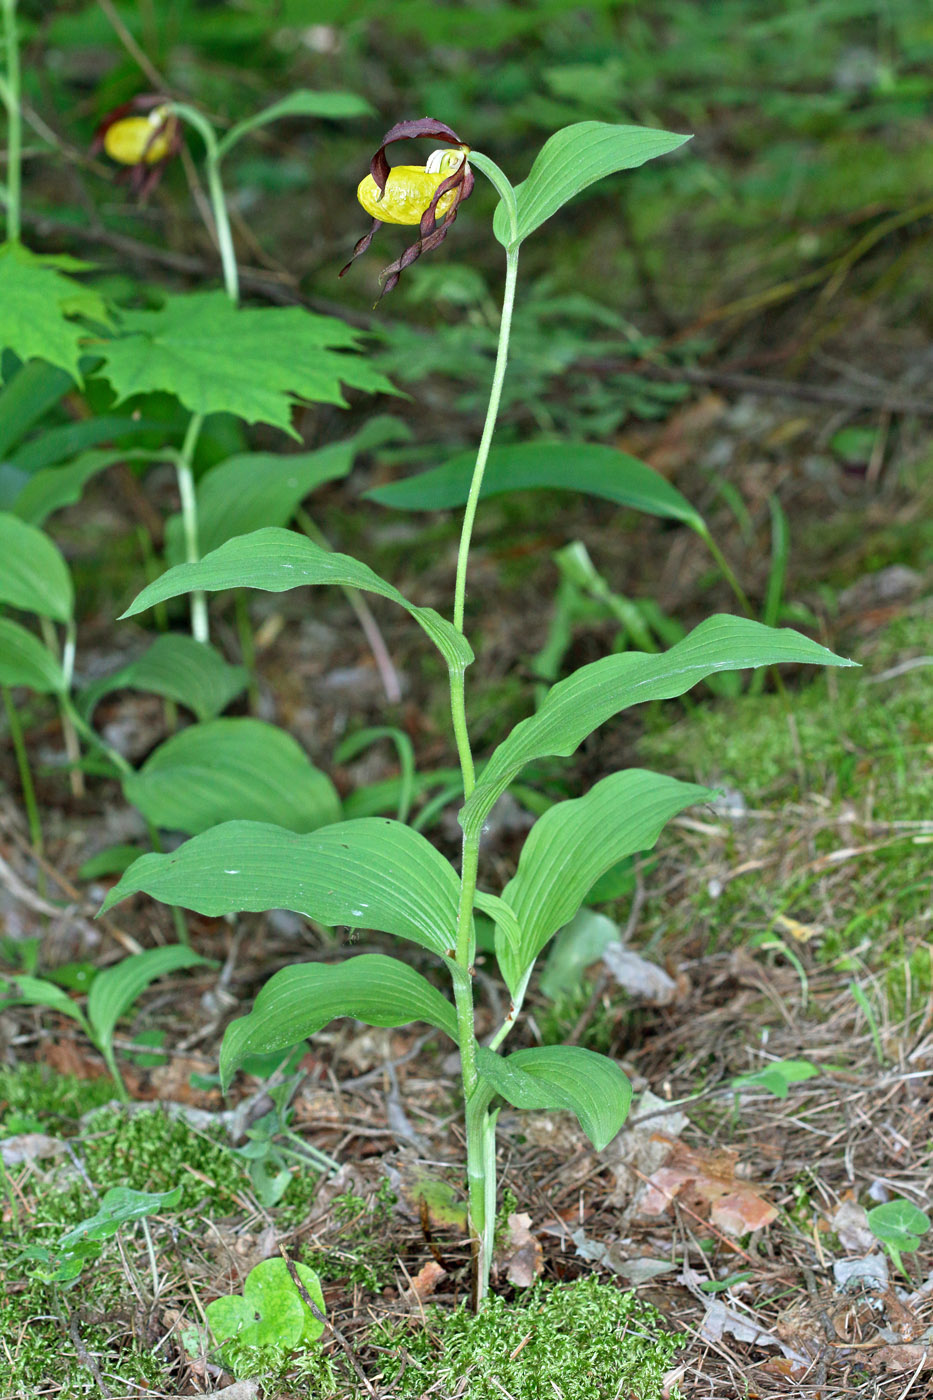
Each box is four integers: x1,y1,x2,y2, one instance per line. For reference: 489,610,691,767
94,291,395,433
0,244,109,383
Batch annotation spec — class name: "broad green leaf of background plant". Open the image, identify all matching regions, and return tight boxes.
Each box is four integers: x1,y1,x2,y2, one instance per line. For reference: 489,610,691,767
121,527,473,675
0,245,108,384
217,88,374,157
0,360,76,460
498,770,713,995
0,512,73,621
100,817,461,959
86,945,212,1054
866,1199,931,1255
121,718,341,835
94,292,394,433
731,1060,819,1100
365,442,705,532
220,954,459,1089
461,616,856,841
538,909,620,1001
0,618,67,693
58,1186,184,1249
491,122,691,248
79,635,248,724
9,449,128,527
163,441,357,562
205,1258,325,1351
475,1044,631,1150
0,974,92,1035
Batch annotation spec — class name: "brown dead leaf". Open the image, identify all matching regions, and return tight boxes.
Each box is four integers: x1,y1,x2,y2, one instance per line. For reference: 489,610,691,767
638,1142,778,1235
402,1260,447,1304
827,1198,876,1253
872,1342,932,1373
499,1213,543,1288
39,1038,108,1081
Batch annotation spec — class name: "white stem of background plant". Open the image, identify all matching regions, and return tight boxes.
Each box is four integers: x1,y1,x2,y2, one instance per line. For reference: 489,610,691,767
176,413,209,643
0,0,21,243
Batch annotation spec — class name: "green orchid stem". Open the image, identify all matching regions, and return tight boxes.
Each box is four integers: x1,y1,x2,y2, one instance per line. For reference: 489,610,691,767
446,156,522,1308
171,102,239,303
176,413,209,644
1,0,21,243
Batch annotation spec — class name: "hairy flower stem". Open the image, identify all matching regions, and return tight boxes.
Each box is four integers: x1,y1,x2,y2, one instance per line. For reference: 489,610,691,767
172,103,239,303
447,157,520,1304
0,0,21,243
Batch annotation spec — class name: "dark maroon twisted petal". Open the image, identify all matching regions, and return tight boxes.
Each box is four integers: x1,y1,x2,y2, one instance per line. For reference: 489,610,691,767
369,117,466,195
338,218,383,279
376,175,471,300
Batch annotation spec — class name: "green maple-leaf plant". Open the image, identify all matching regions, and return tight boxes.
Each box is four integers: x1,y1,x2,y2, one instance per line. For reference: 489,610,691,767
94,291,394,435
0,244,110,383
103,120,857,1308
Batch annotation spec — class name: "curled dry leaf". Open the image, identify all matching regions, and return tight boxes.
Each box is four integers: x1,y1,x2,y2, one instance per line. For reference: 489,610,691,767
638,1141,778,1235
499,1212,543,1287
402,1259,447,1304
600,1088,688,1207
1,1132,67,1165
828,1198,877,1254
601,942,681,1005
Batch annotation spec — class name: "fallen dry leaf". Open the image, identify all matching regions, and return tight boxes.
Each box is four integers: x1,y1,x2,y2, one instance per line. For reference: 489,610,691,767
402,1260,447,1304
1,1132,67,1165
872,1341,933,1373
828,1198,876,1254
601,942,680,1005
638,1142,778,1235
600,1089,687,1207
499,1212,543,1287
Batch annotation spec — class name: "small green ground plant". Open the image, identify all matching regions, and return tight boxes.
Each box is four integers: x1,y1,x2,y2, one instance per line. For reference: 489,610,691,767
101,116,855,1308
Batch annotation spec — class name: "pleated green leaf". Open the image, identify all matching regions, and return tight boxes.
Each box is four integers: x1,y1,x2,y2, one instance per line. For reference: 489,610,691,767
87,946,212,1056
0,973,91,1034
0,618,67,693
0,512,73,621
498,770,712,995
120,527,472,674
220,954,458,1089
365,442,704,532
122,718,341,835
461,616,855,841
79,635,248,723
492,122,691,248
99,818,460,960
476,1044,631,1150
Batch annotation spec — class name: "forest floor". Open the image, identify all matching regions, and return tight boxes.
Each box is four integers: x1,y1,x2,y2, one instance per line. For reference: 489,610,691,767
2,352,932,1398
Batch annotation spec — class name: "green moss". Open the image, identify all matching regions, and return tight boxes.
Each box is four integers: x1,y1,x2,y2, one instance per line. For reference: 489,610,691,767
638,627,933,821
372,1275,683,1400
0,1063,115,1133
80,1106,251,1211
301,1181,399,1291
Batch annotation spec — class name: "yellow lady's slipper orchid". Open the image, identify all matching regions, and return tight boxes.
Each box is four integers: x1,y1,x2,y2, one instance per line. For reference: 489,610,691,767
92,95,182,199
357,149,466,226
102,107,176,167
340,119,473,299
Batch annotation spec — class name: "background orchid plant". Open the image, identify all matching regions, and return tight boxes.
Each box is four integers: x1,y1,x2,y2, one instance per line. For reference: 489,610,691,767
97,116,855,1307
